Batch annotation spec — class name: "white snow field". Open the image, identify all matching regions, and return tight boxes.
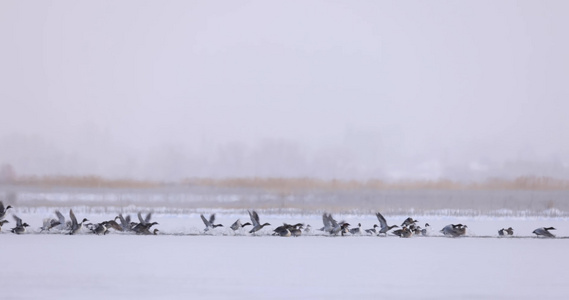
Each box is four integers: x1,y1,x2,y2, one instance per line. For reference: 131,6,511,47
1,212,569,299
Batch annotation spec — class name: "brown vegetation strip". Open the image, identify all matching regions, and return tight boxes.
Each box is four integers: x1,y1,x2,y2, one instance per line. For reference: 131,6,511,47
7,175,569,191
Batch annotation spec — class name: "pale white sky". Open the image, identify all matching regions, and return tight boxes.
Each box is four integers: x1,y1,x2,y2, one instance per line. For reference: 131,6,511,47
1,1,568,180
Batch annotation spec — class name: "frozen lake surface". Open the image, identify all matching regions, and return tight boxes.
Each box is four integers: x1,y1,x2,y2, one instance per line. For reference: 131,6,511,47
2,212,569,299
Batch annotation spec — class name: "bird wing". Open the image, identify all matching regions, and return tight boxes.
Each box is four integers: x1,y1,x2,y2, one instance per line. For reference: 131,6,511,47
0,201,4,212
322,213,331,227
117,214,127,226
376,212,387,228
55,211,65,224
329,214,338,227
209,214,216,224
248,210,260,227
125,215,131,223
230,219,240,230
200,214,211,227
145,213,152,223
69,209,78,226
138,212,145,224
13,215,22,227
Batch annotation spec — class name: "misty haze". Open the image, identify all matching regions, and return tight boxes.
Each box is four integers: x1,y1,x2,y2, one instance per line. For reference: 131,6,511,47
1,1,568,181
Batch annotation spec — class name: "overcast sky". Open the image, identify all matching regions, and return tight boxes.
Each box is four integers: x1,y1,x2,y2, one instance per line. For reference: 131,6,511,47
1,1,568,180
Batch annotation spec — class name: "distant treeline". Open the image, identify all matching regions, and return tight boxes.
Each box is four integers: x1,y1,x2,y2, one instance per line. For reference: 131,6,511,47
185,176,569,191
4,175,569,191
12,175,161,189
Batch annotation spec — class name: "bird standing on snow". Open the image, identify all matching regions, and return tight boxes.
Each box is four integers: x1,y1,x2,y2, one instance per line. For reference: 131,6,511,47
290,224,304,237
350,223,362,235
399,226,413,238
421,223,430,236
365,224,379,235
304,224,312,234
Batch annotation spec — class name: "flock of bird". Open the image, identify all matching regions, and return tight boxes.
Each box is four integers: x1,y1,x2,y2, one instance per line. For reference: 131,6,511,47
0,201,159,235
0,201,559,238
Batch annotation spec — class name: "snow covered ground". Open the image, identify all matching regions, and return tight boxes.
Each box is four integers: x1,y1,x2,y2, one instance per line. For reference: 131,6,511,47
1,211,569,299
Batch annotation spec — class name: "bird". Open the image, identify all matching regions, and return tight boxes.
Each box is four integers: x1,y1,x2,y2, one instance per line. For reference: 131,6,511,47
398,226,413,238
411,224,422,235
320,214,350,235
137,212,153,226
455,224,467,236
304,224,312,234
230,219,251,232
401,217,418,227
440,224,467,237
127,212,153,233
319,213,337,232
376,212,398,236
40,218,61,232
86,220,123,235
115,213,132,231
86,222,109,235
505,227,514,235
273,223,303,237
54,210,69,230
365,224,379,235
0,220,9,232
200,213,224,232
104,220,124,232
290,224,303,237
0,201,12,220
330,222,350,236
533,227,555,238
350,223,362,235
132,221,159,235
273,224,292,237
498,228,505,236
421,223,430,236
392,227,405,237
68,209,88,235
10,215,29,234
248,210,271,234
